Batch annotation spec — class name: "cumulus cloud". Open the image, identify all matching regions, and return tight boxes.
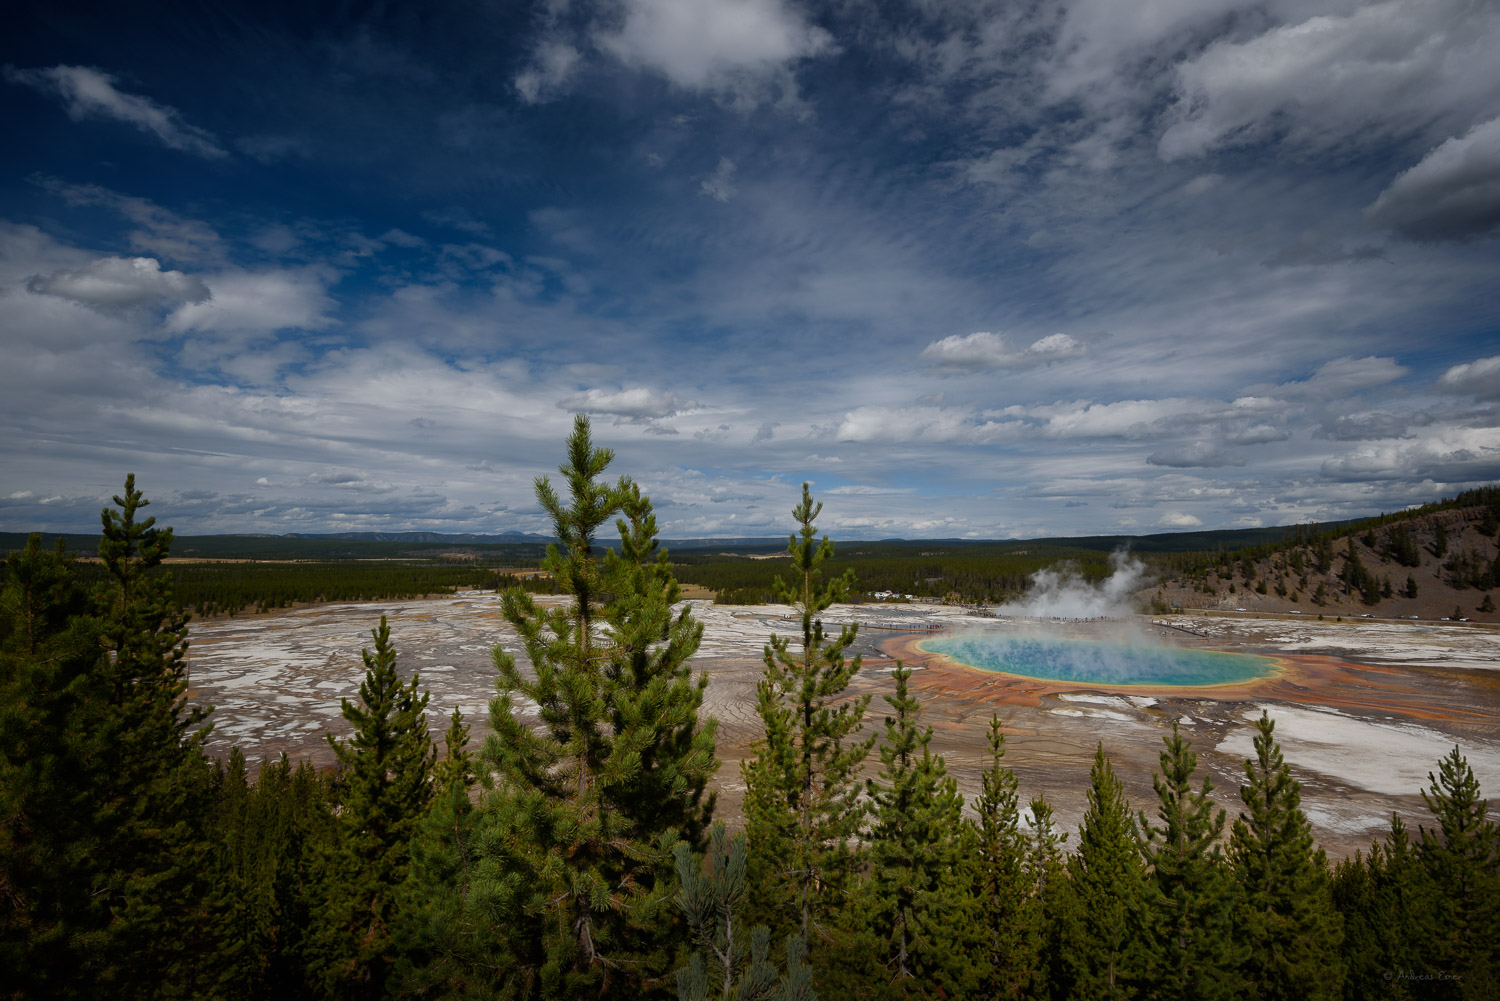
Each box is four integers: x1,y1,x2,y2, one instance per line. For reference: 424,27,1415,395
559,386,693,420
166,269,337,334
25,256,210,311
1031,397,1202,439
1324,410,1431,441
1321,428,1500,482
1159,0,1500,160
6,64,227,158
920,331,1083,374
1224,424,1288,446
1437,355,1500,399
1367,116,1500,242
1146,442,1245,468
1158,511,1203,528
596,0,832,96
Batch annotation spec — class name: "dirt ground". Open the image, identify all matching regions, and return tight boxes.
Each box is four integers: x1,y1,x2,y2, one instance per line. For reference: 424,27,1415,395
183,594,1500,861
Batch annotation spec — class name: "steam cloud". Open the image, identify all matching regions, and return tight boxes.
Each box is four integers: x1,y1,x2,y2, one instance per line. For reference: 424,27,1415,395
995,550,1150,619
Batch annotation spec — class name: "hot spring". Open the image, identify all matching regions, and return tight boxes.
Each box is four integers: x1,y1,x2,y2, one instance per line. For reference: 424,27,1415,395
924,633,1277,687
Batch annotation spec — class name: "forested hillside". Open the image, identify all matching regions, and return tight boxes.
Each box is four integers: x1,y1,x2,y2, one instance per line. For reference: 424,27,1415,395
1147,487,1500,622
4,447,1497,999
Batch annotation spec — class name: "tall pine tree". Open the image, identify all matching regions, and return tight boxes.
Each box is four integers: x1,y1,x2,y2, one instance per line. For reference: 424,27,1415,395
967,716,1041,1000
1228,712,1344,1001
862,664,978,999
476,414,717,998
1138,722,1245,1001
313,614,435,1000
1417,747,1499,997
742,483,874,953
86,475,217,997
1060,744,1148,1001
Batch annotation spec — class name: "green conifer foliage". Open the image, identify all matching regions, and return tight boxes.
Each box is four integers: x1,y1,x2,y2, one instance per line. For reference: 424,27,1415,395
673,822,815,1001
396,709,491,999
1062,744,1147,1001
1138,722,1245,1000
862,663,977,998
477,414,716,997
742,483,874,949
1332,816,1439,1000
315,614,434,999
968,716,1041,999
1228,712,1344,1000
208,751,335,1000
87,476,217,997
0,534,105,995
1417,747,1499,996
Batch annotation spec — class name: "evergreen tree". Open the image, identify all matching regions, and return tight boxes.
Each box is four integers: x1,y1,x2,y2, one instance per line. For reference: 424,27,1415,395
1332,816,1439,1000
395,709,490,1000
0,535,105,996
1228,712,1344,1000
1027,794,1070,1001
1406,575,1419,599
313,615,435,1000
1061,744,1147,1001
742,483,874,951
84,476,217,997
1433,521,1449,559
1138,722,1245,1000
1417,747,1499,997
862,664,977,998
208,751,335,1000
673,822,815,1001
476,414,717,997
968,717,1041,999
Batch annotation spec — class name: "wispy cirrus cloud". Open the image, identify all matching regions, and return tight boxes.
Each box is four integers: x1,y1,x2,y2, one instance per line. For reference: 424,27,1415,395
6,64,227,158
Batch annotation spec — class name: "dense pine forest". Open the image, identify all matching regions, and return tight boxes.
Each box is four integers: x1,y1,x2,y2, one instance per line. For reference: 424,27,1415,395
4,422,1498,1000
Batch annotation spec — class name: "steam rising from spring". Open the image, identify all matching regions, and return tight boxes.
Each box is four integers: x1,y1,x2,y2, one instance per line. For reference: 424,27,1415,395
995,549,1150,620
924,550,1275,685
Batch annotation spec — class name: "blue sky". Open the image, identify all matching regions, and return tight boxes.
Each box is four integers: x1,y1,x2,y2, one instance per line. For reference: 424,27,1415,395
2,0,1498,540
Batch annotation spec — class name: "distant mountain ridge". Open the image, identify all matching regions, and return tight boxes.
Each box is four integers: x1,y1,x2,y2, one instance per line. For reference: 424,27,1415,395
282,531,552,544
282,531,794,549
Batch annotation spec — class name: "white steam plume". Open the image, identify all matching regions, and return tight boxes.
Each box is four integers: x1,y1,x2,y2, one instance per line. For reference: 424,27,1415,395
995,550,1150,619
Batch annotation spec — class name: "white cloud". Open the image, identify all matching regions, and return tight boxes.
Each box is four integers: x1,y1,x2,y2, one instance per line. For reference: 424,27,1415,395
25,256,210,311
834,405,1023,445
825,484,914,495
1047,0,1257,100
596,0,832,95
1437,355,1500,399
701,157,738,202
34,177,223,263
1158,511,1203,528
1159,0,1500,160
1367,115,1500,242
1224,424,1288,446
1321,428,1500,482
920,330,1083,374
1147,442,1244,468
6,65,227,158
559,386,693,420
1032,397,1203,439
515,41,582,104
166,269,337,334
1280,356,1409,398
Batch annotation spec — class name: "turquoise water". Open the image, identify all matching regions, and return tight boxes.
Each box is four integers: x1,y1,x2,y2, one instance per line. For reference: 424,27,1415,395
925,633,1276,687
